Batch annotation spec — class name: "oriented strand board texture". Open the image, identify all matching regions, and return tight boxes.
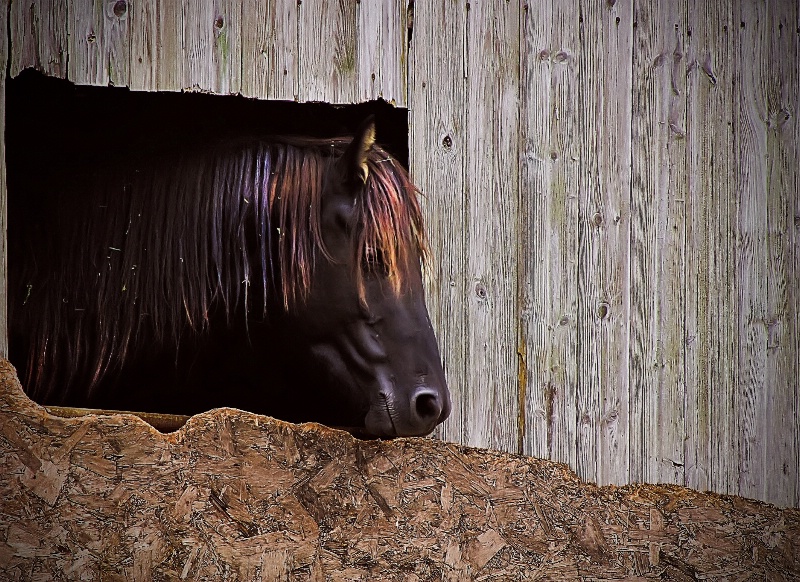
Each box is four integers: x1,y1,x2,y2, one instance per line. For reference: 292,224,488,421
409,0,800,508
1,360,799,580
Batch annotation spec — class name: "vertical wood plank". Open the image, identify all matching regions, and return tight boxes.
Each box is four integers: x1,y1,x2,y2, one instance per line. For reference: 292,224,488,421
736,0,798,507
408,0,467,446
9,0,68,78
736,0,768,504
68,0,130,87
574,0,633,486
240,0,298,101
0,0,8,359
298,0,358,103
183,0,241,94
764,0,798,510
630,0,688,486
8,0,37,76
464,0,520,451
519,0,555,462
685,0,737,497
357,0,407,106
794,2,800,509
155,0,184,91
520,0,580,467
129,0,158,91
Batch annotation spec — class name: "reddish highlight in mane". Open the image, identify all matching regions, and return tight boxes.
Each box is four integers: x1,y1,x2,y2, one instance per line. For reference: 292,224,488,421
14,136,427,402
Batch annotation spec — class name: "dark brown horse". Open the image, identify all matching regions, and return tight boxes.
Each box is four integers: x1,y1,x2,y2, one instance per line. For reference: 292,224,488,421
9,120,450,437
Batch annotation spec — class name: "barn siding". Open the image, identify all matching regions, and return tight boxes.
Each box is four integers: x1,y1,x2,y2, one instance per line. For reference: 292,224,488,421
409,0,798,508
3,0,798,508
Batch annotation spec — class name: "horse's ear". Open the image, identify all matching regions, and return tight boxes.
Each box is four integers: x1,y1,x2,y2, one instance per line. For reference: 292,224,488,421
341,117,377,185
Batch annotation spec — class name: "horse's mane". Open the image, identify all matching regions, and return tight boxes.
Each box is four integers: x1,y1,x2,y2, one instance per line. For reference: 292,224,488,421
14,136,427,401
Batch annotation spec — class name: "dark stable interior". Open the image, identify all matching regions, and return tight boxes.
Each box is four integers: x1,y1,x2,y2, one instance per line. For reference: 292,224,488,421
5,69,409,423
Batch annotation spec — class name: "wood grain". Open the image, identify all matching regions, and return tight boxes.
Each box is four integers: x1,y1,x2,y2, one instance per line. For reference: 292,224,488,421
464,0,520,451
183,0,242,94
685,0,738,498
298,0,358,103
129,0,158,91
3,0,799,508
67,0,130,87
155,0,184,91
519,0,582,471
1,359,798,579
240,0,298,101
8,0,67,78
630,0,689,489
357,0,407,106
518,0,553,464
407,0,468,446
574,0,633,487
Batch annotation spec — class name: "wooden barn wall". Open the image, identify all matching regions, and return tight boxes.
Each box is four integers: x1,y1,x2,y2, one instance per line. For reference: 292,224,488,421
408,0,799,509
6,0,407,104
2,1,798,508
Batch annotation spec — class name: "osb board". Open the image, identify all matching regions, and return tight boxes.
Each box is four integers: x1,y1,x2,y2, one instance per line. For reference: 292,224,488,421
0,360,797,581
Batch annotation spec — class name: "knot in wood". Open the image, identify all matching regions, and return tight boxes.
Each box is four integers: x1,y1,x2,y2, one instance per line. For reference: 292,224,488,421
596,301,610,320
553,51,571,64
214,16,224,29
592,212,603,227
475,282,487,300
113,1,127,18
442,134,453,149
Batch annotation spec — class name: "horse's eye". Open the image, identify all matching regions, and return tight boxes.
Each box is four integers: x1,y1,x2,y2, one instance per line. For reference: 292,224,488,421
362,246,388,276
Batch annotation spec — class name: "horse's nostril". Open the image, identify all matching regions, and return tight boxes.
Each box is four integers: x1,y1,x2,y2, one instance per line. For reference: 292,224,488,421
413,389,442,422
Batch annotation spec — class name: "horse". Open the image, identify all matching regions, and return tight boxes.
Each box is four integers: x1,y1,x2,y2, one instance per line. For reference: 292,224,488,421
8,119,451,437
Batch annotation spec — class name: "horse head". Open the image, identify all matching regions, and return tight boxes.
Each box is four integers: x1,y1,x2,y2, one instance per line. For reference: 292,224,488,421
274,120,451,437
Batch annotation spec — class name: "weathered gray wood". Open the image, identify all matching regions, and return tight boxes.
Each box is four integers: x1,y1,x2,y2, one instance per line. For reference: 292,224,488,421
298,0,358,103
298,1,407,105
736,0,799,506
240,0,298,101
356,1,407,106
9,0,67,78
408,0,468,446
519,0,582,470
464,0,520,451
795,2,800,511
183,0,241,94
518,0,553,464
3,0,799,508
68,0,130,87
129,0,158,91
574,0,633,487
155,0,184,91
685,0,738,498
630,0,689,488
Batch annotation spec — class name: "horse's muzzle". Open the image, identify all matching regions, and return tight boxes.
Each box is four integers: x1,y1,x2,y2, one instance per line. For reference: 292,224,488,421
365,383,451,437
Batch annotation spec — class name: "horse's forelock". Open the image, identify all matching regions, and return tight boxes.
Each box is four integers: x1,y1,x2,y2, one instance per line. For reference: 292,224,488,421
274,142,427,311
354,150,428,305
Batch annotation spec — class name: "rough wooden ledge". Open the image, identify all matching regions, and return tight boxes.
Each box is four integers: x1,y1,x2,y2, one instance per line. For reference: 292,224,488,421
0,359,797,580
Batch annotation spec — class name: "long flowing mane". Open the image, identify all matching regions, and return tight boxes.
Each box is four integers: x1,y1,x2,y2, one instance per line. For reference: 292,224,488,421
13,136,428,402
